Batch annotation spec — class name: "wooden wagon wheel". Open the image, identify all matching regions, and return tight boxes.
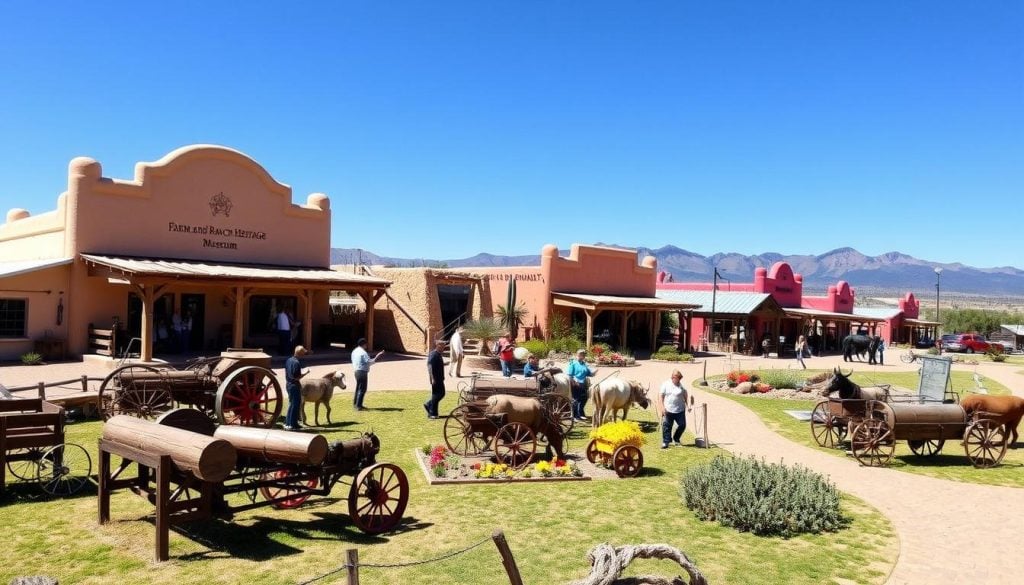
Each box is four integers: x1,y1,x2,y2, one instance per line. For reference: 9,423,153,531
493,422,537,468
850,419,894,467
98,364,174,420
36,443,92,497
5,447,43,481
810,401,843,449
585,439,601,464
545,394,575,436
963,419,1008,469
443,404,488,456
908,439,945,457
348,462,409,534
216,366,282,427
611,445,643,478
259,468,318,509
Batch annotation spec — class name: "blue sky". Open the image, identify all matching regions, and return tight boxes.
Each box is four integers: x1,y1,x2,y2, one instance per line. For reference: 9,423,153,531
1,1,1021,268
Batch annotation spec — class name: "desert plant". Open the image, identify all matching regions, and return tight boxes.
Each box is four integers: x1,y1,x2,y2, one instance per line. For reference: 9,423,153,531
20,352,43,365
519,339,549,358
756,369,805,390
496,303,529,339
548,336,583,356
461,318,506,355
680,456,845,537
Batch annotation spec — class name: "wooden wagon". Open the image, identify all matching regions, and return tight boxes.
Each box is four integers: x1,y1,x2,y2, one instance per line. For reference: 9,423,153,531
98,349,281,426
849,400,1007,468
585,436,643,478
99,408,409,561
1,398,91,497
444,376,571,468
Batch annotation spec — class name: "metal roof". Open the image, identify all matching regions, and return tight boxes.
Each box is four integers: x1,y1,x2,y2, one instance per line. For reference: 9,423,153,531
784,307,884,322
1001,324,1024,335
552,292,698,311
854,307,902,320
80,254,390,288
0,258,73,279
655,290,776,315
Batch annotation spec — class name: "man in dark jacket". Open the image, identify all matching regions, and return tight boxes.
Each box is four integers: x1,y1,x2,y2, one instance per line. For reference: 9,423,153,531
425,339,446,419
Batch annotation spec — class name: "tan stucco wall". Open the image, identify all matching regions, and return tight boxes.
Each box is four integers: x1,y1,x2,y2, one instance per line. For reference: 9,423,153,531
0,266,71,360
0,198,68,261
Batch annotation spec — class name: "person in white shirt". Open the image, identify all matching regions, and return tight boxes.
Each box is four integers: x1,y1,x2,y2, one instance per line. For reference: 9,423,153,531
276,309,291,355
351,337,384,411
659,370,690,448
448,326,464,377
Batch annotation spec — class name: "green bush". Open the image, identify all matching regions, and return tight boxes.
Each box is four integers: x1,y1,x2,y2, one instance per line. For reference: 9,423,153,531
678,353,694,362
926,347,940,355
656,345,679,355
548,336,582,355
990,353,1007,363
519,339,549,358
680,456,845,537
20,352,43,365
756,369,805,390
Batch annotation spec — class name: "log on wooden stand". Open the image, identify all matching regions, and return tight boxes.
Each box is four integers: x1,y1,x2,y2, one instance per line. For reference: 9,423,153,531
214,426,328,465
102,415,236,482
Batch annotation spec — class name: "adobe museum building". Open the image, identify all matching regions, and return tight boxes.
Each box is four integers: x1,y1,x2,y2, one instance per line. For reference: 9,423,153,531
0,145,389,363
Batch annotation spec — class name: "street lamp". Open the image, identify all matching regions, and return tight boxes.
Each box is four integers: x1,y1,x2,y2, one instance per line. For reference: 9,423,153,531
934,267,943,333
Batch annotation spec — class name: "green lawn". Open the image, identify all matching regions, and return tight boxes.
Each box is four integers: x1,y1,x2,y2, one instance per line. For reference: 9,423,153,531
1,391,896,584
710,370,1024,488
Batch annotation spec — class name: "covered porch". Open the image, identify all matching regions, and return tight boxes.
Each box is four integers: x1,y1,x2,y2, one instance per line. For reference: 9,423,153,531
550,292,698,351
81,254,390,361
782,307,886,355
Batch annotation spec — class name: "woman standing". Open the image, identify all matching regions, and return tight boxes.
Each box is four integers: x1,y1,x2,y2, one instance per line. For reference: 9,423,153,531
795,335,808,369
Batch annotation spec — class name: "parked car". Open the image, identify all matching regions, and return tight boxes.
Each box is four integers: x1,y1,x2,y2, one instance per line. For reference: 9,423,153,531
941,333,991,354
992,341,1015,354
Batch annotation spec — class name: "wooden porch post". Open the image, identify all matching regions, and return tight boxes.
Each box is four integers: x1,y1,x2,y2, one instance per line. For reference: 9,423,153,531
231,286,249,349
651,310,661,350
135,283,165,362
620,310,633,351
301,289,313,349
365,290,386,350
584,309,596,349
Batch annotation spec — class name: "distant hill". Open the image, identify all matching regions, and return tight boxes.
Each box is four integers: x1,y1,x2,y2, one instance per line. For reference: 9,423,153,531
330,245,1024,296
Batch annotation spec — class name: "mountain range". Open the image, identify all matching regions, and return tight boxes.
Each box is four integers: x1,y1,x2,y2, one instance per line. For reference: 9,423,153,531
330,245,1024,297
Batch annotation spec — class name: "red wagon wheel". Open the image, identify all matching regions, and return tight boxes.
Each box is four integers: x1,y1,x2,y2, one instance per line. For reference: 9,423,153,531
850,419,894,467
98,364,174,420
348,463,409,534
810,401,843,449
259,468,318,509
963,419,1008,468
443,404,488,456
216,366,282,427
585,439,601,464
611,445,643,478
493,422,537,468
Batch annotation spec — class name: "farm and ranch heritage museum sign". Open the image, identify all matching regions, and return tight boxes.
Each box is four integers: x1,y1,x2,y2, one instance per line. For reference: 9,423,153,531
167,221,269,251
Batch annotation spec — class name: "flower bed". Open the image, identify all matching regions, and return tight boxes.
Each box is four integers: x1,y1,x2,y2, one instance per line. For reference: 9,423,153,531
414,444,600,484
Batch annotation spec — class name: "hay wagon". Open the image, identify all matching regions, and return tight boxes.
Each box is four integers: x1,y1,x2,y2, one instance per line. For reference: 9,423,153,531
444,376,570,467
849,400,1008,468
1,398,91,497
99,408,409,561
98,349,281,427
585,436,643,478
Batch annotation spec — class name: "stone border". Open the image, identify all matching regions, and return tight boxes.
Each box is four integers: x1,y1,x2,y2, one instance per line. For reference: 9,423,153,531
413,449,595,485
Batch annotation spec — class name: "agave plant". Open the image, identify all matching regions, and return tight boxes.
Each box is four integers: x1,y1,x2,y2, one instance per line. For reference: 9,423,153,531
461,318,506,355
496,303,529,340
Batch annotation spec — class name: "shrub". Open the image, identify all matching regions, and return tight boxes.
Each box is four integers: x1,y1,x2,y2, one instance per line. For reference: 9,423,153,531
756,369,805,390
655,345,679,355
680,456,845,537
990,353,1007,363
519,339,549,359
726,370,759,387
20,352,43,365
926,347,940,355
548,336,582,355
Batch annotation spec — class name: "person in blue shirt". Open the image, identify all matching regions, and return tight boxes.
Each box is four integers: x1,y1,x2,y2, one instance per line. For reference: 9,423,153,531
284,345,309,430
566,349,597,421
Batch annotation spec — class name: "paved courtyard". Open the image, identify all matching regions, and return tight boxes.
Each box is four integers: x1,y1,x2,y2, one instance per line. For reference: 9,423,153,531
2,350,1022,583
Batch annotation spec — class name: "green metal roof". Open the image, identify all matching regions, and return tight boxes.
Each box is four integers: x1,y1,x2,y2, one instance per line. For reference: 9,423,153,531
655,290,776,315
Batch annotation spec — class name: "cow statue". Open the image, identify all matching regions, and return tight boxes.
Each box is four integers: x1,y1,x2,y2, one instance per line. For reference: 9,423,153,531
842,335,881,363
821,368,890,401
300,370,347,426
960,394,1024,448
590,377,650,427
485,394,566,460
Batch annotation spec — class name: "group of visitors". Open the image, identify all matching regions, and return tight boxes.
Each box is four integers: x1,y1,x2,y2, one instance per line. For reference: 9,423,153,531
156,309,193,353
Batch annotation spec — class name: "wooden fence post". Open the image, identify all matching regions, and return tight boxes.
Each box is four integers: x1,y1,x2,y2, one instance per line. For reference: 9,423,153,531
492,529,523,585
346,548,359,585
81,375,89,393
37,382,46,400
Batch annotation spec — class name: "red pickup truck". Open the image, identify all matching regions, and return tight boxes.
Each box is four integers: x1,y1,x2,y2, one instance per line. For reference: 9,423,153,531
941,333,991,354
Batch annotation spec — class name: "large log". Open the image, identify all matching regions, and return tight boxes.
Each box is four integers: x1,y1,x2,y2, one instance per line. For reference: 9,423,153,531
213,426,328,466
102,415,236,482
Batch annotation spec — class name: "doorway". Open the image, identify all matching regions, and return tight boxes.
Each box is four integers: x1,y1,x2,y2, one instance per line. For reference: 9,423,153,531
437,285,471,338
181,294,205,351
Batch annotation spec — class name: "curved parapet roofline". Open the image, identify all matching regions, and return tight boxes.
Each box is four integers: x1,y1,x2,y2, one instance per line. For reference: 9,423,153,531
133,144,293,198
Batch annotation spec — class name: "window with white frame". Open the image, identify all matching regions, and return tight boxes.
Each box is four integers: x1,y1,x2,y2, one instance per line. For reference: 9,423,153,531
0,299,27,337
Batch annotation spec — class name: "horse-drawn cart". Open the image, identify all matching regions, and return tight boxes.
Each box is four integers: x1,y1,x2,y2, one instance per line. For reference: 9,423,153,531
98,349,281,427
444,375,571,468
1,398,91,497
585,421,645,478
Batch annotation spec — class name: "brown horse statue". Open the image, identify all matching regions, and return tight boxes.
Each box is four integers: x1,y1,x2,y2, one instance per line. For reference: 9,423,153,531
960,394,1024,447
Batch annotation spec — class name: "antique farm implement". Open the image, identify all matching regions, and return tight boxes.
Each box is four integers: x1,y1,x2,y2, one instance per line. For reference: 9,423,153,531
848,400,1008,468
98,408,409,561
444,376,571,468
1,398,92,497
98,349,282,426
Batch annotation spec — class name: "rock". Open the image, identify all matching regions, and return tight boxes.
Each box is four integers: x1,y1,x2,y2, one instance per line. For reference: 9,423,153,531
11,578,58,585
734,381,754,394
